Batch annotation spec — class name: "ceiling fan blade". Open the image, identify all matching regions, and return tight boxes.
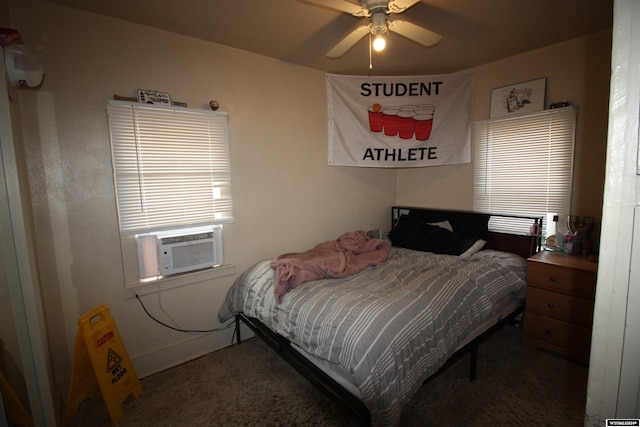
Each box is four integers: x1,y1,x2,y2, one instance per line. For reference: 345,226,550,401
326,25,370,58
388,19,443,47
387,0,421,14
298,0,368,17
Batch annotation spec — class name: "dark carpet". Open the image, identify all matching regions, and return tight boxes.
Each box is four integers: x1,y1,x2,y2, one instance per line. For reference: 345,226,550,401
67,324,588,426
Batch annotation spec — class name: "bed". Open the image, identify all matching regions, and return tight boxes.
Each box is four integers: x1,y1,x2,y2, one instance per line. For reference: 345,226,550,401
218,206,542,426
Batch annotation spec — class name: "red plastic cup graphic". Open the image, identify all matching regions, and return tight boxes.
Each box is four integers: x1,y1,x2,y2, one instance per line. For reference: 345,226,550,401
368,107,383,132
414,113,434,141
397,111,416,139
382,107,400,136
417,104,435,113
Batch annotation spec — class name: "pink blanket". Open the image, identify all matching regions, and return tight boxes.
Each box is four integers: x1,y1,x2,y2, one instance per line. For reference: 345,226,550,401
270,230,391,303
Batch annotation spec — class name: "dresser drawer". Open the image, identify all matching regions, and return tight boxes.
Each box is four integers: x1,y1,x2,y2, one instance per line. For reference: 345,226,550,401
527,261,596,299
525,287,594,328
523,311,592,357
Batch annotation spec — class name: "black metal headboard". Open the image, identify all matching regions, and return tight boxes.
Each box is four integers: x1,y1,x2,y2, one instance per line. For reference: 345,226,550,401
391,206,542,258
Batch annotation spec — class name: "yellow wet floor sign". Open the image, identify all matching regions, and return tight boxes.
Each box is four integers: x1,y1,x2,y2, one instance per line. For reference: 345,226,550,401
65,305,143,424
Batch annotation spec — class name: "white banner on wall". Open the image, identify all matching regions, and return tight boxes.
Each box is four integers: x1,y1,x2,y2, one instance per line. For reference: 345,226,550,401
327,73,474,167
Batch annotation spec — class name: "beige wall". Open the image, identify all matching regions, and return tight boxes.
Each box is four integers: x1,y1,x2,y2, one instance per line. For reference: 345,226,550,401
9,0,396,389
8,0,611,401
397,30,612,225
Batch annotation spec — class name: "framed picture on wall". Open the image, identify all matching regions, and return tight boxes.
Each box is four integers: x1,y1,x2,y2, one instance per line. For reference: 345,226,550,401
490,77,547,119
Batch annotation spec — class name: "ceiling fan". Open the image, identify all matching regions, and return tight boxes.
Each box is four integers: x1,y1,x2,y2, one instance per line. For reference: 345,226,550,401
300,0,443,58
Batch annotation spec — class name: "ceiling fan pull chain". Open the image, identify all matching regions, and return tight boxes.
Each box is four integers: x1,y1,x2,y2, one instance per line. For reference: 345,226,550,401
369,31,373,71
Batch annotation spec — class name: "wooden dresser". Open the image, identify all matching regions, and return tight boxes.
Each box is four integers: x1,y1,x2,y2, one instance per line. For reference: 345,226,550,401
522,251,598,364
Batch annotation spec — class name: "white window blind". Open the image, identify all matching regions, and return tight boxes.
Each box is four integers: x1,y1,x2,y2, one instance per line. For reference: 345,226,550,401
473,106,575,233
108,101,233,234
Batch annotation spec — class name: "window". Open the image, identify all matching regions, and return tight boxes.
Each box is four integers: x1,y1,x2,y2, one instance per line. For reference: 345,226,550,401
107,101,233,235
473,106,575,234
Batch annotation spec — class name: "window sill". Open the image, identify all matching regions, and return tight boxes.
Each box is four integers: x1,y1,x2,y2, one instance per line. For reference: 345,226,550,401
124,263,236,299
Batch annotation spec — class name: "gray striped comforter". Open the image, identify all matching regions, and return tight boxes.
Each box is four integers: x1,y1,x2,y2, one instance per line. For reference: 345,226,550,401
218,247,527,426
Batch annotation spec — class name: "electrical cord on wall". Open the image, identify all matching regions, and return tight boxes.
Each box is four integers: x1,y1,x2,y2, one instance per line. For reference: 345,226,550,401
135,293,234,334
153,281,181,330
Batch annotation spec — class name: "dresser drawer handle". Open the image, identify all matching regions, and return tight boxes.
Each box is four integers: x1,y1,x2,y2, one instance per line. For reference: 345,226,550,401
547,303,554,309
549,277,557,282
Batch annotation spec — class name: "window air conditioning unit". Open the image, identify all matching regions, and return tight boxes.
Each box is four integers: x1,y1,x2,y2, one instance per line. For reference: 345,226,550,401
136,225,223,279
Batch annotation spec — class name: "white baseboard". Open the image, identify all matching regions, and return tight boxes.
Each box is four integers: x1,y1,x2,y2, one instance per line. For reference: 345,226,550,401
130,321,254,379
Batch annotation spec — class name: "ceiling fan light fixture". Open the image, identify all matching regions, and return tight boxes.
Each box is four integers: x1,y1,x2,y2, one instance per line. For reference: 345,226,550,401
372,35,386,52
370,8,387,52
370,9,388,34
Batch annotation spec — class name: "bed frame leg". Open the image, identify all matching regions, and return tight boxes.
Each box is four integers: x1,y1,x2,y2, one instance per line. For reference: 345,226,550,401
470,344,478,381
235,314,241,344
